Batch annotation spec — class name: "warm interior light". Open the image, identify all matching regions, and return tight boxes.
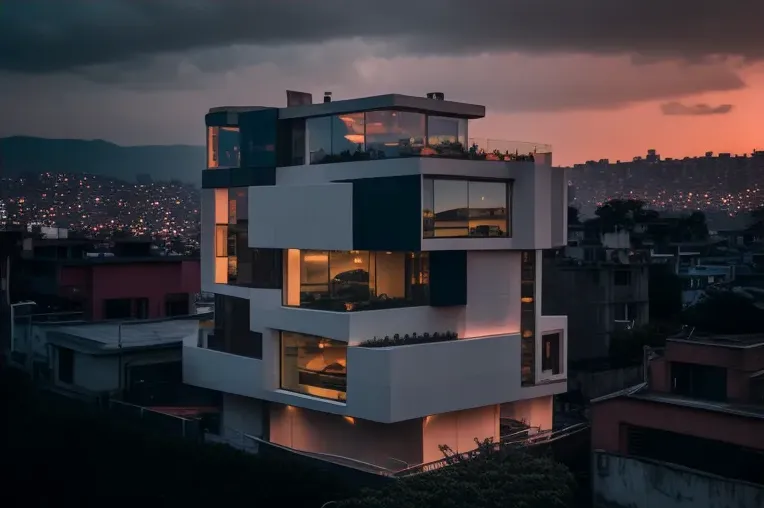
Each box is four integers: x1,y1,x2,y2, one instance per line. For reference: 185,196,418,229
353,257,363,264
521,297,534,304
344,416,355,425
523,330,533,338
303,254,329,262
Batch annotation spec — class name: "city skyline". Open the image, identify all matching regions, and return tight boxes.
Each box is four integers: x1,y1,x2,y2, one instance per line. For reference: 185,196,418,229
0,1,762,166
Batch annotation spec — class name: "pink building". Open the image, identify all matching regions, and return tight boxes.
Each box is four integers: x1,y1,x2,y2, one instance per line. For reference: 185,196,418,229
591,333,764,485
15,238,200,320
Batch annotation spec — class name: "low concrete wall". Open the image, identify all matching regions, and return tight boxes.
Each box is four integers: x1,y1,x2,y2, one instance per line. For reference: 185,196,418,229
569,366,643,401
593,451,764,508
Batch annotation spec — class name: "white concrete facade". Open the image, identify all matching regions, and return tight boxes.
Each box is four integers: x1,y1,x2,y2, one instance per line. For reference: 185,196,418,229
190,95,568,468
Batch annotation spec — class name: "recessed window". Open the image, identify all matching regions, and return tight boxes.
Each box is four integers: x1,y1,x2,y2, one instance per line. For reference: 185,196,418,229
280,332,347,402
423,178,510,238
283,249,429,311
542,333,562,375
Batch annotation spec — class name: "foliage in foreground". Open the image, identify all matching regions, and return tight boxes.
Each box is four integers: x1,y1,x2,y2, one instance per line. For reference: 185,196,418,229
0,368,356,506
338,442,576,508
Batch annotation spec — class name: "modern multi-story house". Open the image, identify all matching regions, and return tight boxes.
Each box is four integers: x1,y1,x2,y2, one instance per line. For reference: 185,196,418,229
184,91,569,469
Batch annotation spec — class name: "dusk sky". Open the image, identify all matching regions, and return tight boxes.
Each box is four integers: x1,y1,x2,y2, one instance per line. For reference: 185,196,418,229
1,0,762,166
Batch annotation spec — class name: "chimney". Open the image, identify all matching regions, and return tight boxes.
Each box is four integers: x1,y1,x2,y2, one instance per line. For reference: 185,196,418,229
323,91,332,103
427,92,445,100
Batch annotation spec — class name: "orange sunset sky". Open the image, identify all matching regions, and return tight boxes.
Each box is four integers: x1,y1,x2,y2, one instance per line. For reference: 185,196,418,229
1,2,762,167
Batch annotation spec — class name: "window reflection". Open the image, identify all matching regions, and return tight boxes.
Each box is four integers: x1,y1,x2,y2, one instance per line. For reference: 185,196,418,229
427,116,468,150
468,181,509,237
433,180,469,237
425,178,510,238
207,126,240,169
331,113,365,156
283,250,429,311
423,178,435,238
365,111,425,159
280,332,347,402
307,116,332,164
521,251,536,386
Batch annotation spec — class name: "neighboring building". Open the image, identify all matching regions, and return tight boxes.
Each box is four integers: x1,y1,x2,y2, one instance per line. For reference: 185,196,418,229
13,314,215,407
591,332,764,500
0,230,25,358
14,237,200,320
543,227,650,363
184,91,569,470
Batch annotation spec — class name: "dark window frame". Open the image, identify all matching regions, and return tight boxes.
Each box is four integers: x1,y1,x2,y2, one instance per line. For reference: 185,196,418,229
423,175,513,239
614,270,632,286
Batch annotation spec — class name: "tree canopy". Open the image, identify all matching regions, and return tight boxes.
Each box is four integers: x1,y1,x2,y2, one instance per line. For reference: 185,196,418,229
682,289,764,334
338,445,575,508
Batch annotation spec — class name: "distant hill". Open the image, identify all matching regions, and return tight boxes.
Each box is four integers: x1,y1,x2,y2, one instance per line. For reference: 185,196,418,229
0,136,205,186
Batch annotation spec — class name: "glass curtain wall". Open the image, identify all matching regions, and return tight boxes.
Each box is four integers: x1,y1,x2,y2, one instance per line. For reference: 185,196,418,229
306,111,468,164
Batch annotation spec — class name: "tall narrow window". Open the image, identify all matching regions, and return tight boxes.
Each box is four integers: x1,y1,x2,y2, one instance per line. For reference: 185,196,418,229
520,250,536,386
215,225,228,258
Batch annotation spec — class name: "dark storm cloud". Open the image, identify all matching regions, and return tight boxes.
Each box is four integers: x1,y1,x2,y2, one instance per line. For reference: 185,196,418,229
660,102,735,116
1,0,763,74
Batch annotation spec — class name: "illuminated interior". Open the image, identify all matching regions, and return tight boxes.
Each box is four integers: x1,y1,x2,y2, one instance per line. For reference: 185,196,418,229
521,251,536,386
306,110,470,163
283,250,429,311
280,331,347,402
207,126,241,169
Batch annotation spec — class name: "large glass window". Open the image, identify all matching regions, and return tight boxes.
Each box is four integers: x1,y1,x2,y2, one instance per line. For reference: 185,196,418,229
427,116,468,150
364,111,426,159
207,126,240,169
222,188,282,288
211,295,263,359
331,113,365,156
307,116,332,164
425,178,510,238
283,250,429,311
280,332,347,402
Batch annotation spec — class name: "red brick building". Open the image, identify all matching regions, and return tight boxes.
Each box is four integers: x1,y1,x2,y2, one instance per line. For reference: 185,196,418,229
591,333,764,485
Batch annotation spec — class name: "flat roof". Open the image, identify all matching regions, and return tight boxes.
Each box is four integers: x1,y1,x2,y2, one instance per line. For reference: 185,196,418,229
630,391,764,420
593,384,764,420
44,317,207,355
669,333,764,349
24,255,199,266
279,94,485,120
209,94,486,121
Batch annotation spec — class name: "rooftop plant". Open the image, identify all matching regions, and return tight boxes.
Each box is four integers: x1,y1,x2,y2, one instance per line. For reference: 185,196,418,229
357,331,458,348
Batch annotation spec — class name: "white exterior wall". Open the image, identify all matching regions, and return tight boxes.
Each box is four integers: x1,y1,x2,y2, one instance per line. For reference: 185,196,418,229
248,184,354,250
192,144,568,428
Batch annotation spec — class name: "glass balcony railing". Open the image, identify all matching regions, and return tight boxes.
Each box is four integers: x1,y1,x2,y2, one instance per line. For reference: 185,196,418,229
311,137,551,165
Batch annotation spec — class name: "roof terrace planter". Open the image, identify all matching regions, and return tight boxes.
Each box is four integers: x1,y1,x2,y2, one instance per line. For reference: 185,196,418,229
311,139,547,165
357,331,458,348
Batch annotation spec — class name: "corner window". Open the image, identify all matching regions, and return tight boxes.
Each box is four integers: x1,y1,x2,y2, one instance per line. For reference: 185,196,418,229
207,126,240,169
365,111,425,158
280,332,347,402
424,178,510,238
427,116,467,149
